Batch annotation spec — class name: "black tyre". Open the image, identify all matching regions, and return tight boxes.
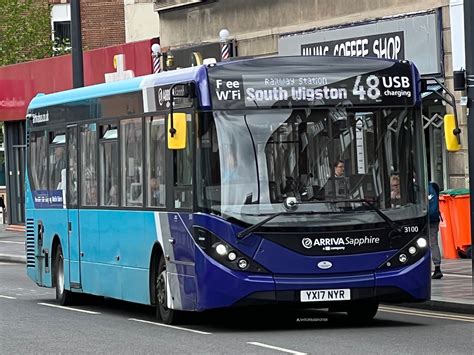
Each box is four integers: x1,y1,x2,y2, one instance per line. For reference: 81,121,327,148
346,301,379,322
54,244,74,306
156,256,183,325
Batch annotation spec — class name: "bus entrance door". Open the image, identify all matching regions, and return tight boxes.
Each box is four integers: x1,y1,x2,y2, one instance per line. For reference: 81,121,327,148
67,125,81,289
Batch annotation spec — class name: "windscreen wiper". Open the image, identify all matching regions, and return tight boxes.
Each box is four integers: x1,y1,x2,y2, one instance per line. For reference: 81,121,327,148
237,209,342,241
328,198,401,232
237,199,400,241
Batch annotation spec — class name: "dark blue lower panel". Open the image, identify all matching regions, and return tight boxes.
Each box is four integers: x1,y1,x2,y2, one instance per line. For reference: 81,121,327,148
194,248,275,311
375,252,431,301
193,249,431,311
274,272,374,290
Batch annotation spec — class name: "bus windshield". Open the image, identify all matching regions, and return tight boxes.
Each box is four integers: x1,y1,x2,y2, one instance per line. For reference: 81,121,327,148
197,107,426,227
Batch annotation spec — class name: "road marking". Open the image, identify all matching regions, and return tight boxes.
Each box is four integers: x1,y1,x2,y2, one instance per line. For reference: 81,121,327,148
442,273,472,279
379,306,474,322
38,302,101,314
0,295,16,299
0,241,24,244
128,318,212,335
247,342,307,355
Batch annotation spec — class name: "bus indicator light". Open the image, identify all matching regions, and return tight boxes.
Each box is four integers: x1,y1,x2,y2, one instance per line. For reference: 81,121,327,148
238,259,248,269
399,254,408,263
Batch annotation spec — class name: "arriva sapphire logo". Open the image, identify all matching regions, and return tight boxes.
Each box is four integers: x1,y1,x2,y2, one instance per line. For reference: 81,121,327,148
301,236,380,251
317,261,333,269
302,237,313,249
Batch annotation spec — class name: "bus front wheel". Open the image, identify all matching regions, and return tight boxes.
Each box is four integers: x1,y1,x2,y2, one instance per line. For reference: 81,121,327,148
346,301,379,322
156,256,183,325
54,244,74,306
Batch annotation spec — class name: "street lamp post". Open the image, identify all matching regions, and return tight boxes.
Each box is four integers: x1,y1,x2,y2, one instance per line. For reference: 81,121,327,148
71,0,84,88
464,0,474,275
151,43,162,74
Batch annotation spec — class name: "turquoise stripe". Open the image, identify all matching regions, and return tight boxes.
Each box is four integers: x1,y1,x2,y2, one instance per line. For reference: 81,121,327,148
28,76,146,110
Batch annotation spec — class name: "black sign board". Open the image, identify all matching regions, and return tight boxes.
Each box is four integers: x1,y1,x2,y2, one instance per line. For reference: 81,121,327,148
207,56,416,110
154,83,194,111
261,227,411,256
301,31,405,60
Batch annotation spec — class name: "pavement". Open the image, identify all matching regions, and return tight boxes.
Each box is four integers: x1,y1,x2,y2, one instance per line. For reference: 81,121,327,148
0,224,472,314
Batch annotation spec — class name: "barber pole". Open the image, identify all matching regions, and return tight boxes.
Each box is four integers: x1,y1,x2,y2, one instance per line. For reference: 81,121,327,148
221,42,230,60
219,29,232,61
151,43,162,74
153,53,161,73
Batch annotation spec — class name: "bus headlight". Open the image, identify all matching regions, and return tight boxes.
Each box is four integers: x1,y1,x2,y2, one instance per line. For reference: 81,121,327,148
215,243,227,256
416,238,428,248
379,235,429,269
193,226,269,274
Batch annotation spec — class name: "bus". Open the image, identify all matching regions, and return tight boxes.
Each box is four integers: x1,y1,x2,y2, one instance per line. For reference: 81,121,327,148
25,56,457,324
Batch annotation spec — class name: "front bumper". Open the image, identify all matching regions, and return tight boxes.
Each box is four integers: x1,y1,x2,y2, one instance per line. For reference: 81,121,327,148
194,249,431,311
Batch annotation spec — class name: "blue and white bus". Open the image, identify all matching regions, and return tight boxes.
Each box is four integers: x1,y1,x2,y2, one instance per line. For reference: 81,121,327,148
26,56,441,324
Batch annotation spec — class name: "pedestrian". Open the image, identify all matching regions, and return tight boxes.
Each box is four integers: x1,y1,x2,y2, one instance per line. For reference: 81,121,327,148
0,195,5,224
428,181,443,279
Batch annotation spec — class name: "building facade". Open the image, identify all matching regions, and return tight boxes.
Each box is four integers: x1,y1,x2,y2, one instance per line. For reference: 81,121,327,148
49,0,160,48
0,1,161,226
1,0,469,224
124,0,160,43
0,40,157,225
155,0,468,190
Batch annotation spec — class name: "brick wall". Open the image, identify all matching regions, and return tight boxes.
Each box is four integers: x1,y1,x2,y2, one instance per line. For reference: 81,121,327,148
80,0,125,50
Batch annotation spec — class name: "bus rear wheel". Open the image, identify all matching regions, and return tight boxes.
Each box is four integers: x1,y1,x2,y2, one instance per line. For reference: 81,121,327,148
346,301,379,322
54,244,74,306
156,256,183,325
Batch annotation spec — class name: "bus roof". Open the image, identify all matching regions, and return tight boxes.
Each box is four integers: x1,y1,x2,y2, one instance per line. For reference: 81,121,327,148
28,65,209,110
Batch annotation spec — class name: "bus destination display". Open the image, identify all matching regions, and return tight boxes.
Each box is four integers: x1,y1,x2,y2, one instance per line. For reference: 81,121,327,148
208,58,416,109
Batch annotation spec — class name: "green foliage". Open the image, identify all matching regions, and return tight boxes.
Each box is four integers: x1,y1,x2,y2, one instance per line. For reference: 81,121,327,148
0,0,69,66
53,37,72,57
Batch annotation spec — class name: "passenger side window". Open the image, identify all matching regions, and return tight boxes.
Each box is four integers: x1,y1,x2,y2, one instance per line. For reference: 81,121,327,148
48,131,66,192
121,118,143,207
146,116,166,208
99,124,119,206
80,124,98,206
174,114,193,209
67,126,78,208
29,131,48,190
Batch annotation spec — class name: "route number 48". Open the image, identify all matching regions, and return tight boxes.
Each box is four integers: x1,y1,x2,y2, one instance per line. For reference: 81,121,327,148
353,75,381,100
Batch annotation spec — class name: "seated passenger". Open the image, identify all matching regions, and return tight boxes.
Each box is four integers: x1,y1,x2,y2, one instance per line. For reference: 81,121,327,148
107,185,118,206
149,178,161,206
391,175,401,207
